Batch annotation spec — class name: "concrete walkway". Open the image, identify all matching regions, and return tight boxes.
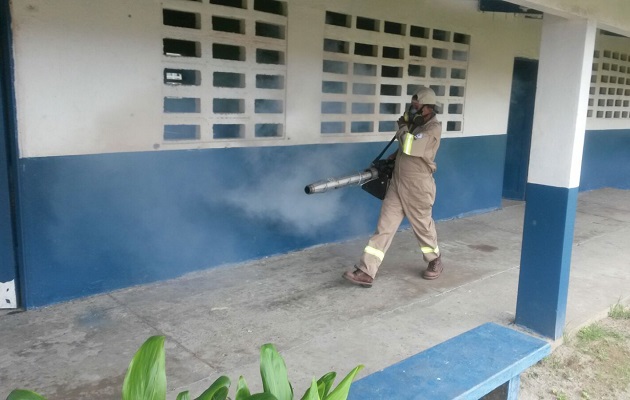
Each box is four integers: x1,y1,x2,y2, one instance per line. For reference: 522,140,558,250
1,188,629,399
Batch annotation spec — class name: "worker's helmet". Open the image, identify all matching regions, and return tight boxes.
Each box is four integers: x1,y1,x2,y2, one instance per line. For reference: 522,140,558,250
412,86,442,113
414,86,437,106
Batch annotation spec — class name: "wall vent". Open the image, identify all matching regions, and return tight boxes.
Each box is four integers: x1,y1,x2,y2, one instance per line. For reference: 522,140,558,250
322,12,470,135
162,0,287,143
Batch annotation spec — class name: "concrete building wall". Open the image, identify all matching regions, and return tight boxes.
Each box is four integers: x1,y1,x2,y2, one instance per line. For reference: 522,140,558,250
11,0,541,158
5,0,630,307
512,0,630,36
580,32,630,190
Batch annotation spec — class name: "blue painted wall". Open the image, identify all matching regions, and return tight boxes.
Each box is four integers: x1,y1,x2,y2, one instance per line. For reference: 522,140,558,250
14,126,630,308
16,135,506,308
580,129,630,191
434,135,506,219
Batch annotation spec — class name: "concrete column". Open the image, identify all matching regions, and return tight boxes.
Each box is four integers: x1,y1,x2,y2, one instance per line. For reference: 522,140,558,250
515,15,596,339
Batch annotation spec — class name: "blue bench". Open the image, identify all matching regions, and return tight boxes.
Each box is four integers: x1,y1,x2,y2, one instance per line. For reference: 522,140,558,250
347,322,550,400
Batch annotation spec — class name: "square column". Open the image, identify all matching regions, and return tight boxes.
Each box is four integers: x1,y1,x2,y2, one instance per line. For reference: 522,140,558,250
515,15,596,339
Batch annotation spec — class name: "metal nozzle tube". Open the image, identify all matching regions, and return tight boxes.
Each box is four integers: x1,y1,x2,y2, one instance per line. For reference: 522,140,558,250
304,168,378,194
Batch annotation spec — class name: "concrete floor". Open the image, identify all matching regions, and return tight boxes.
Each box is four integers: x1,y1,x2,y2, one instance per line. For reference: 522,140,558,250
1,188,629,399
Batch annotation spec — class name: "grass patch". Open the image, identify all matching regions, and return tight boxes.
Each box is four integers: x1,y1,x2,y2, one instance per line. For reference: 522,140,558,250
609,302,630,319
541,355,564,370
562,330,572,345
551,388,568,399
576,322,630,385
576,323,623,361
576,324,621,343
521,306,630,399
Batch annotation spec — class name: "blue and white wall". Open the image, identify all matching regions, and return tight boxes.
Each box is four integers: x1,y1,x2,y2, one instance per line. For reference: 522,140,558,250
5,0,628,308
581,33,630,190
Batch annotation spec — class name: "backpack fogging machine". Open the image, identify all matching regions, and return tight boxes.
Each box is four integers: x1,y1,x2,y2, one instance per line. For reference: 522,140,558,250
304,135,396,200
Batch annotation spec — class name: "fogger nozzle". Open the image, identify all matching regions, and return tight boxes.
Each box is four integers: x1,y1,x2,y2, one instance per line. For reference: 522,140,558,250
304,168,379,195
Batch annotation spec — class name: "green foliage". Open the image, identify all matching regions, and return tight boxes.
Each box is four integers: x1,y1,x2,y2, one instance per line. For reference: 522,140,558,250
301,380,320,400
6,390,47,400
122,336,167,400
609,302,630,320
260,344,293,400
551,388,568,399
7,337,363,400
235,376,252,400
315,372,336,398
194,375,230,400
176,391,191,400
577,324,621,343
319,365,363,400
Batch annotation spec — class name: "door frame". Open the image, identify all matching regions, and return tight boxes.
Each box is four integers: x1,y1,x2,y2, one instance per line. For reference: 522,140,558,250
1,1,22,309
502,57,539,201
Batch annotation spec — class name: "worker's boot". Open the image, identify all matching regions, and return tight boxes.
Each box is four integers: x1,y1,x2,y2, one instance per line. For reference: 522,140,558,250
342,268,374,288
422,255,443,280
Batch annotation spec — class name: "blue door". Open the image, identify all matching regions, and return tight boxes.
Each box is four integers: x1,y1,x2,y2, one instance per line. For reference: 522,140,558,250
503,58,538,200
0,1,18,309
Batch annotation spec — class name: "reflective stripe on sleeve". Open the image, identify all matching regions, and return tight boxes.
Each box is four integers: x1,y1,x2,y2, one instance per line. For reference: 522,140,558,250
364,246,385,261
402,133,413,155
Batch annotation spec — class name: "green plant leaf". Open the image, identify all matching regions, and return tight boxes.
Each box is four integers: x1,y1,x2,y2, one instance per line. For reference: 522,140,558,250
176,391,191,400
299,379,321,400
316,372,336,398
211,386,229,400
122,336,167,400
247,394,279,400
6,389,48,400
259,344,293,400
194,376,230,400
235,376,251,400
323,365,364,400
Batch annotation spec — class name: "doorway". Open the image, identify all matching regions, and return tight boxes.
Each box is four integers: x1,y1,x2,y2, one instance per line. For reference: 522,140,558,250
1,1,19,309
502,58,538,200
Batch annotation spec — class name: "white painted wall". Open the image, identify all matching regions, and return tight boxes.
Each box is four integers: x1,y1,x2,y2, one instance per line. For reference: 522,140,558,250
11,0,542,157
11,0,163,158
586,32,630,131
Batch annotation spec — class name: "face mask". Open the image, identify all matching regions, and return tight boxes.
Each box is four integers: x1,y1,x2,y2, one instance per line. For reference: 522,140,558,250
409,107,418,115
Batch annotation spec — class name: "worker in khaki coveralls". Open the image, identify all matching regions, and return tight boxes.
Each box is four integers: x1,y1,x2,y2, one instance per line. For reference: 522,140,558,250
343,86,443,287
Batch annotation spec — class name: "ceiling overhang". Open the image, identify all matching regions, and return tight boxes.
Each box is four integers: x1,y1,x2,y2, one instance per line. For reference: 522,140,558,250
478,0,542,16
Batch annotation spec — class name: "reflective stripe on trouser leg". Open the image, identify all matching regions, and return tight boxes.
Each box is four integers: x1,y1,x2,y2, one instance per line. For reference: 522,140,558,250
364,246,384,261
356,180,405,278
413,214,439,262
421,246,439,255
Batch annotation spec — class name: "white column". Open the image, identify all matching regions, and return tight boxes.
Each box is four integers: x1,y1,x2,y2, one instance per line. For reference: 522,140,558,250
515,15,597,339
527,15,596,189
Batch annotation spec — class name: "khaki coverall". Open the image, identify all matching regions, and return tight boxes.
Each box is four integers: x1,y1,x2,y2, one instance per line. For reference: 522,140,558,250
356,113,442,279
